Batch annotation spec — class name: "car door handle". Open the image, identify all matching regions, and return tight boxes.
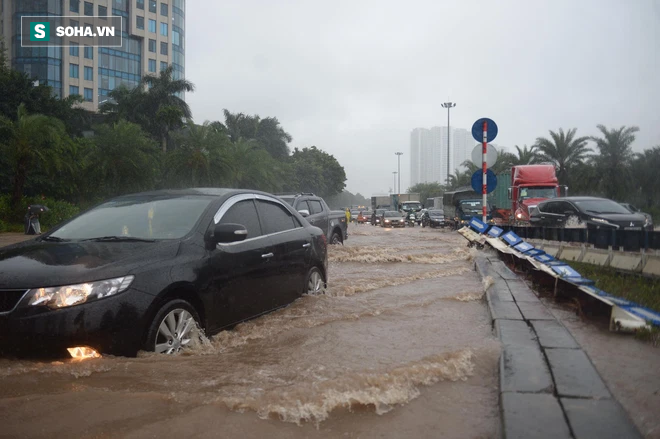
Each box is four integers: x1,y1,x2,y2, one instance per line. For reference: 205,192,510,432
261,253,274,258
302,243,311,248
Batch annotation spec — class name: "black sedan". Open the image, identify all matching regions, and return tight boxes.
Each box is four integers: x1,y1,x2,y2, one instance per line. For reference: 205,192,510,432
0,189,328,357
422,210,445,228
529,197,648,230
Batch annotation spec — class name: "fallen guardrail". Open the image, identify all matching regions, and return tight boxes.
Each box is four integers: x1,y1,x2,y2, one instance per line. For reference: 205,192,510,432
459,218,660,332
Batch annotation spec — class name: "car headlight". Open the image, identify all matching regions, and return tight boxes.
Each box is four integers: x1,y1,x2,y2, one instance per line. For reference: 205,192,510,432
516,212,523,219
590,217,610,225
26,276,134,309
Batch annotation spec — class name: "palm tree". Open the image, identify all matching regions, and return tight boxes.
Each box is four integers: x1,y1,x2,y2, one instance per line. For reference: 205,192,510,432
140,65,195,152
220,139,285,191
0,104,67,207
166,120,229,187
513,145,539,165
631,146,660,208
219,110,292,159
590,125,639,200
534,128,590,185
86,120,159,197
446,169,472,190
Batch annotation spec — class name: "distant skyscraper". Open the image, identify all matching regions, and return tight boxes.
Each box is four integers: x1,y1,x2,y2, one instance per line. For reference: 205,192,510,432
410,125,471,187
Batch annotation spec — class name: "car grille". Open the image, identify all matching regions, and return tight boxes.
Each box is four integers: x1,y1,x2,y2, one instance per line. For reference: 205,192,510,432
0,290,28,313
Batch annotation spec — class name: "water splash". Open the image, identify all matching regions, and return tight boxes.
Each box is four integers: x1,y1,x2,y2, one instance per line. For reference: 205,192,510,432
329,246,471,264
218,349,475,426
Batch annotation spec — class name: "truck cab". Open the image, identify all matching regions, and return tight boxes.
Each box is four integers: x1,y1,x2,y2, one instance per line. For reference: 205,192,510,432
508,165,562,225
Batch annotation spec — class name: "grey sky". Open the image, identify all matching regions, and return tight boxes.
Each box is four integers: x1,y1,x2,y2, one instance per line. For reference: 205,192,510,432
186,0,660,197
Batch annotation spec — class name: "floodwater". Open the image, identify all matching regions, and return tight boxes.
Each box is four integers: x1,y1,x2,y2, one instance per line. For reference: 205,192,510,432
0,224,501,438
542,299,660,438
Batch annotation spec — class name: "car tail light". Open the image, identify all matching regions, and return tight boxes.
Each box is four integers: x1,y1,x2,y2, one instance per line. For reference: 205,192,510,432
321,234,327,246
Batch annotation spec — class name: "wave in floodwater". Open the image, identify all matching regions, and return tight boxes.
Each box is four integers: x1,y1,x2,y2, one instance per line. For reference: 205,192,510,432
448,291,485,302
0,360,112,378
329,246,471,264
217,349,475,426
564,217,586,228
326,267,471,297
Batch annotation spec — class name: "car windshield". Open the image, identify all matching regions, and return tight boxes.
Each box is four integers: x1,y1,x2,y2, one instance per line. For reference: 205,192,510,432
401,202,422,212
519,187,557,200
49,196,214,240
460,200,483,211
574,199,631,215
384,211,401,217
429,210,444,217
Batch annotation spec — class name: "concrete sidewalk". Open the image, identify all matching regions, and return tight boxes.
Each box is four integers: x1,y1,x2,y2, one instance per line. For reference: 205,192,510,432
0,233,35,248
475,255,642,439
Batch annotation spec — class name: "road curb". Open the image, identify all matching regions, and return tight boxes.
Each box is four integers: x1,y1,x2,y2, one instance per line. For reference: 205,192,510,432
474,255,642,439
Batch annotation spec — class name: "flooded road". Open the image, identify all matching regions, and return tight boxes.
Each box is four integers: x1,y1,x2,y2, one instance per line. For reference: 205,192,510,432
0,225,501,438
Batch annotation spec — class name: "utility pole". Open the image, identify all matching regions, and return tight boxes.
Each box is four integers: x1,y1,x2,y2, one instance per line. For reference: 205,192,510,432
392,171,397,195
441,102,456,185
395,152,403,210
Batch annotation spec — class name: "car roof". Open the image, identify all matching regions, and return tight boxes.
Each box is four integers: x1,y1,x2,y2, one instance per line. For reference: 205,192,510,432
112,188,267,200
539,196,611,204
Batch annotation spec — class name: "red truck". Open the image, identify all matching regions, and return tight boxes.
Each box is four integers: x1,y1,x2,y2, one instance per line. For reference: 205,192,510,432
491,165,564,225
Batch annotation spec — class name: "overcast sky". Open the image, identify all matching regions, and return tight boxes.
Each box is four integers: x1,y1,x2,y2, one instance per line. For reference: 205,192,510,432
186,0,660,197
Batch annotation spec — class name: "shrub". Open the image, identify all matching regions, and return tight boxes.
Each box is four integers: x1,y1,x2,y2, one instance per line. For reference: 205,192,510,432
0,194,80,230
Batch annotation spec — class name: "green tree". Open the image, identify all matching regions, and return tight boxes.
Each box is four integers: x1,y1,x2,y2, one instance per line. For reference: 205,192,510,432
220,138,285,191
113,65,195,152
86,121,159,197
325,190,369,209
631,147,660,209
0,104,67,207
219,110,292,159
590,125,639,200
534,128,590,185
512,145,539,165
166,120,229,188
446,169,472,190
288,146,346,198
408,182,445,204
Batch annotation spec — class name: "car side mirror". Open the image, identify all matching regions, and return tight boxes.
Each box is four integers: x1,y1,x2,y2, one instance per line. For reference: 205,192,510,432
208,223,248,246
298,209,310,217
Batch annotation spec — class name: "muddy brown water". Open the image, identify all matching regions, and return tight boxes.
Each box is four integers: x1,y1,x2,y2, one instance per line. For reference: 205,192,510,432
0,225,501,438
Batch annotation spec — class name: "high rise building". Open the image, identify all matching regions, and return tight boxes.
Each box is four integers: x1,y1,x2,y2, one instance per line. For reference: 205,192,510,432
1,0,185,111
410,126,471,187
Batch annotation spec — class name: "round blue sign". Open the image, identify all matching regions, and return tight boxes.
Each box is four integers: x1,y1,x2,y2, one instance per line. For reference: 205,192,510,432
471,118,498,143
471,169,497,194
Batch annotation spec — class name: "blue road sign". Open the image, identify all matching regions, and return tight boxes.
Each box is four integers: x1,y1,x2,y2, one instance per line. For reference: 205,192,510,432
471,169,497,194
471,118,498,143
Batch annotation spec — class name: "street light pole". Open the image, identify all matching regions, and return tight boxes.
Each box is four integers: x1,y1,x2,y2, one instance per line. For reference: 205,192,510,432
392,171,397,195
395,152,403,209
441,102,456,185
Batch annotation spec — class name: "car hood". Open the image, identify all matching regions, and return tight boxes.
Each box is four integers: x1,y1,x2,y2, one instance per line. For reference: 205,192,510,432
0,239,180,289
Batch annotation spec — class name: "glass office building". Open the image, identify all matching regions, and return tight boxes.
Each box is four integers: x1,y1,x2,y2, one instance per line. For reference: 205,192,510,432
1,0,185,110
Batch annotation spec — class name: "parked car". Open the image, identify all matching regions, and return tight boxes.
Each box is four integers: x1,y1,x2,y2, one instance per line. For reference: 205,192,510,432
529,197,648,230
0,189,328,357
371,209,387,226
422,209,445,228
381,211,405,228
620,203,653,231
277,193,348,244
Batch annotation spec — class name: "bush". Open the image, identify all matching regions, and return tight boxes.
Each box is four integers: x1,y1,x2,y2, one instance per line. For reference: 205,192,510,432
0,194,80,231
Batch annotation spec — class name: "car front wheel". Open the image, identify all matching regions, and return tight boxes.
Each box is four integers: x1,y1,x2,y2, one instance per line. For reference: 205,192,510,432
330,231,343,245
305,267,325,295
144,299,203,354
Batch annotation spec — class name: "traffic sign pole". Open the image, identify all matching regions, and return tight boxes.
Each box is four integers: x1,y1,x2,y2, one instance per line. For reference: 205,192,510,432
482,121,488,222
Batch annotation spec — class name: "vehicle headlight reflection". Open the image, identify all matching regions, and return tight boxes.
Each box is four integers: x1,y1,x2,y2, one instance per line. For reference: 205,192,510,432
27,276,134,309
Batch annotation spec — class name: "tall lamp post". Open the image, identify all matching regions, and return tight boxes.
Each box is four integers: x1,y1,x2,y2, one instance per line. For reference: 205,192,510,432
392,172,397,195
441,102,456,185
395,152,403,210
